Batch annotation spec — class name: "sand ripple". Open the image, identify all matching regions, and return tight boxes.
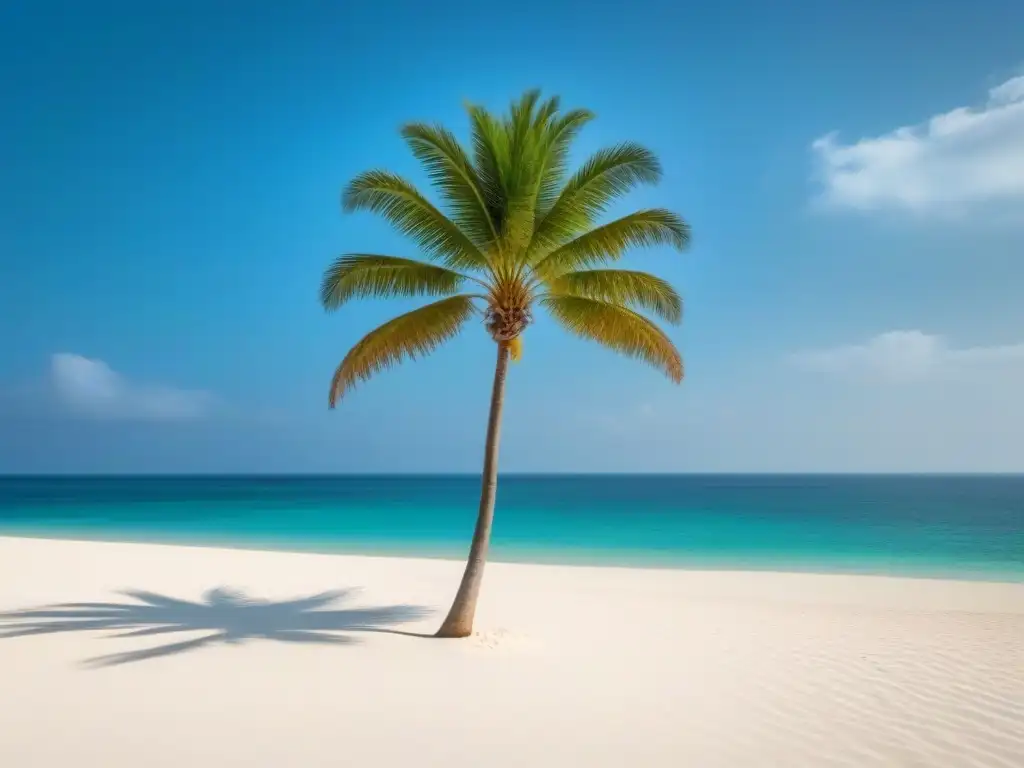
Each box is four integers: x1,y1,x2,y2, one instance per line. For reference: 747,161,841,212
653,605,1024,767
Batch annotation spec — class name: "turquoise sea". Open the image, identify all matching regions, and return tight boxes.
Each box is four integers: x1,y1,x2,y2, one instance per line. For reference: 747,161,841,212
1,475,1022,580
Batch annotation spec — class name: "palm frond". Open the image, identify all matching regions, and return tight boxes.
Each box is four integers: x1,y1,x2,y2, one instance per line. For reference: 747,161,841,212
542,296,683,382
534,108,595,219
342,171,487,270
401,123,498,248
467,104,510,237
328,296,475,406
508,89,542,161
546,269,682,323
320,255,471,310
535,209,690,276
461,94,596,264
531,143,662,254
501,90,548,257
533,95,561,130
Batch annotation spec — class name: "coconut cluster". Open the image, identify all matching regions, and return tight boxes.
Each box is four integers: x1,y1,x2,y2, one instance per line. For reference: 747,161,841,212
484,304,532,342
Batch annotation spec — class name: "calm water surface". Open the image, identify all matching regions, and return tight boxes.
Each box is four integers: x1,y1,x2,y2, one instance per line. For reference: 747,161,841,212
1,475,1022,580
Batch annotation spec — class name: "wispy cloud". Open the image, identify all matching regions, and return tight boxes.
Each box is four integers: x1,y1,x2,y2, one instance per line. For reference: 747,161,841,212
792,331,1024,382
811,74,1024,215
50,353,213,420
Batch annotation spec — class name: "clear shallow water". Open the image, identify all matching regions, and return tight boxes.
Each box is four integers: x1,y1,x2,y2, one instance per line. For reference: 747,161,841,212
1,475,1022,580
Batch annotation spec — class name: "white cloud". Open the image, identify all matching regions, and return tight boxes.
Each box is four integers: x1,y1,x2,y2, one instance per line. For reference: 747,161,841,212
50,353,212,420
792,330,1024,382
812,74,1024,214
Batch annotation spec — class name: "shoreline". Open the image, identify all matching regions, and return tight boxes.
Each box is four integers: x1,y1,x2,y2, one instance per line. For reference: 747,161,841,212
2,530,1022,585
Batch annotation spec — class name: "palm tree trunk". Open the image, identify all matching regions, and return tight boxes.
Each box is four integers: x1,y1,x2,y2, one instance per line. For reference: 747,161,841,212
435,341,510,638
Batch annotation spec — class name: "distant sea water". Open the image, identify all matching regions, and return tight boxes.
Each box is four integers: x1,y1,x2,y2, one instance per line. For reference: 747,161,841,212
1,475,1022,581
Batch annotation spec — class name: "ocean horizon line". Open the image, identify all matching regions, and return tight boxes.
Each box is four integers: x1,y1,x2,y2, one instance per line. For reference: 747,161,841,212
3,471,1023,479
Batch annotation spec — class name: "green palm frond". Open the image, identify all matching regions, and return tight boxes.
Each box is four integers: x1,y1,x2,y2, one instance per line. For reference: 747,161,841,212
542,295,683,382
532,95,561,129
466,104,510,234
401,123,498,248
508,89,542,151
328,295,476,406
535,209,690,276
546,269,682,324
342,171,487,270
531,143,662,255
501,90,550,256
533,108,595,219
320,255,471,310
459,94,599,266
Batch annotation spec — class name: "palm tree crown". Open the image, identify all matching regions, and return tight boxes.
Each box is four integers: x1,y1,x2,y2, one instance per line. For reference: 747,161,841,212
321,89,690,404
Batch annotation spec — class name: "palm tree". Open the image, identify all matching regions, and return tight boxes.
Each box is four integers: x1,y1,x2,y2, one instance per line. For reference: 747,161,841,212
321,90,690,638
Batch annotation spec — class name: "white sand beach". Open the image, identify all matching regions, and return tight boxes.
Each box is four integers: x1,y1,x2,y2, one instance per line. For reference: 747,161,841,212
1,536,1022,767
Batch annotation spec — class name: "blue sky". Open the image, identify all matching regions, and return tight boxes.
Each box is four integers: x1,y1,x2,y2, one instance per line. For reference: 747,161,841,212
2,0,1023,473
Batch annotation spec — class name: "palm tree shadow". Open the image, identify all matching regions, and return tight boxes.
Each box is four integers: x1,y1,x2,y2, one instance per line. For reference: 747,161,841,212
0,587,434,667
